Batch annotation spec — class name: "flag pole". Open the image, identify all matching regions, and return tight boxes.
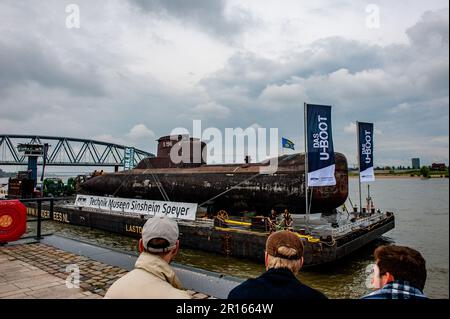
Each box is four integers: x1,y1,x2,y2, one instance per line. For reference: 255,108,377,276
304,103,310,228
357,121,362,215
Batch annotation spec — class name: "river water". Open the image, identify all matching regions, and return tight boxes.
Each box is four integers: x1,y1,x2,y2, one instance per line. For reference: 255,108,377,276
2,176,449,299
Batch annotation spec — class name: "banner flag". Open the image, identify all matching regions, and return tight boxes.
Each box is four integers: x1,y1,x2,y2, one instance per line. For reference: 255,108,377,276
123,147,135,170
306,104,336,186
75,195,198,221
282,137,295,150
358,122,375,182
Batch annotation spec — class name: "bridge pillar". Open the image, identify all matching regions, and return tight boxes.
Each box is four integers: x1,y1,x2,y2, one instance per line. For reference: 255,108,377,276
114,165,119,172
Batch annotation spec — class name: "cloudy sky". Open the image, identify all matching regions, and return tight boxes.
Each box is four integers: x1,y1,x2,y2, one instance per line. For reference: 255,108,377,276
0,0,448,167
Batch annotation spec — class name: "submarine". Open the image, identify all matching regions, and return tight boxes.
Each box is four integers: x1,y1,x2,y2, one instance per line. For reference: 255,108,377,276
80,135,349,216
27,135,394,265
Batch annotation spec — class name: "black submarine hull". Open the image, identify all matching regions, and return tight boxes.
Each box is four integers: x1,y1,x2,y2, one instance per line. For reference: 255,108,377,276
80,153,348,215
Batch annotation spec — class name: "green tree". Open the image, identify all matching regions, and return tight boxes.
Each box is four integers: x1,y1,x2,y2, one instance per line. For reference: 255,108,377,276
420,166,430,178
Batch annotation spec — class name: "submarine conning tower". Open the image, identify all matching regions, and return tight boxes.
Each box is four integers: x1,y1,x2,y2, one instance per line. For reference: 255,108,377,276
136,134,207,169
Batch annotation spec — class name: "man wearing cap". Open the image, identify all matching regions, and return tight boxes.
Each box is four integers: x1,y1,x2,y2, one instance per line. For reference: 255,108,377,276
228,230,327,299
105,216,191,299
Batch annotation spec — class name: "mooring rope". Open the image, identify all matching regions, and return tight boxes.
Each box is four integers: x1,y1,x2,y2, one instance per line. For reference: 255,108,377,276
106,152,301,210
111,162,170,202
198,153,299,207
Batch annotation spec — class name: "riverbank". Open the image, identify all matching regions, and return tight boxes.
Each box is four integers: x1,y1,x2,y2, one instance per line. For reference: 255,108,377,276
0,237,223,299
0,243,118,298
0,253,101,299
349,174,448,179
0,236,237,299
349,172,449,179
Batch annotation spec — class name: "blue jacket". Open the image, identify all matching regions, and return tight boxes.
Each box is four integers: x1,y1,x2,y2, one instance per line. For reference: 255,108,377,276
362,280,428,299
228,268,327,299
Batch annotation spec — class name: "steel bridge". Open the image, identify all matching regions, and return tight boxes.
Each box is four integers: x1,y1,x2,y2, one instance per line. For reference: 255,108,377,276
0,134,153,167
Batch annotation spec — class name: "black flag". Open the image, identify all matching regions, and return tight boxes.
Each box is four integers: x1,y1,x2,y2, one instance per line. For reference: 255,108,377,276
358,122,375,182
305,104,336,186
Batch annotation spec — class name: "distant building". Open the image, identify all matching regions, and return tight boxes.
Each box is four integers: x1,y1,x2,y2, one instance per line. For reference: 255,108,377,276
431,163,446,171
412,158,420,169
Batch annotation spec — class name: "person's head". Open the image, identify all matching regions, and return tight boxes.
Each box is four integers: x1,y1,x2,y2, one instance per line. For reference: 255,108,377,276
138,216,180,264
372,245,427,291
265,230,304,274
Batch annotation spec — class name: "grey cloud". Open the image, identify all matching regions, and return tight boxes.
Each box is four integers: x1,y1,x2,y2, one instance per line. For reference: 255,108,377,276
0,2,448,165
289,37,384,78
0,38,105,96
406,9,449,49
202,9,448,108
129,0,254,40
201,37,385,106
198,9,449,164
201,52,282,101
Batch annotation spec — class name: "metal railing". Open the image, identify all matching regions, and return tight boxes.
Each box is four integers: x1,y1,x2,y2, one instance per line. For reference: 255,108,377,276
19,197,58,240
331,211,389,237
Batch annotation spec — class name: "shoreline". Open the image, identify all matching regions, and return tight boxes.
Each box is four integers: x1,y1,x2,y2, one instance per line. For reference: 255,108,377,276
349,174,448,179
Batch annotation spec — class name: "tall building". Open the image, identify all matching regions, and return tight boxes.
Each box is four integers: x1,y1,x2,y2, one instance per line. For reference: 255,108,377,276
412,158,420,169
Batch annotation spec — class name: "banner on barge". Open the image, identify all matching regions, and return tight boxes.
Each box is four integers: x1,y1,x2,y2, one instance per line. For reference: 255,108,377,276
75,195,198,220
357,122,375,183
305,104,336,187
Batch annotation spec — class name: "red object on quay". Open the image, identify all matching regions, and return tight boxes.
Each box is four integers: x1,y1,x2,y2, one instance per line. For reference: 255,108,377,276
0,200,27,243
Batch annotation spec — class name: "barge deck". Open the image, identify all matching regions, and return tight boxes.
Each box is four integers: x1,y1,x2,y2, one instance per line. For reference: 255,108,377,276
25,201,395,267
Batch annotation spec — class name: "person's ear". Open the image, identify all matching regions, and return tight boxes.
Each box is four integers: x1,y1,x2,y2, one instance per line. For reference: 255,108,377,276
170,240,180,258
264,251,269,270
381,272,394,286
385,272,395,284
174,240,180,256
168,240,180,263
138,239,144,253
299,257,304,270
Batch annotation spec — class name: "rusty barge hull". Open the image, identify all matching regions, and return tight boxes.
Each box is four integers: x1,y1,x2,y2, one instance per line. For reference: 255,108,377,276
80,153,349,215
27,204,395,267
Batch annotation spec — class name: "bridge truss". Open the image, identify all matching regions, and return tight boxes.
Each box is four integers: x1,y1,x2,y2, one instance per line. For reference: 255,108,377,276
0,134,153,167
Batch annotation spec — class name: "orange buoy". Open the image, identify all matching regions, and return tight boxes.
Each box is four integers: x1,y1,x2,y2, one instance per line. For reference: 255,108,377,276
0,200,27,243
